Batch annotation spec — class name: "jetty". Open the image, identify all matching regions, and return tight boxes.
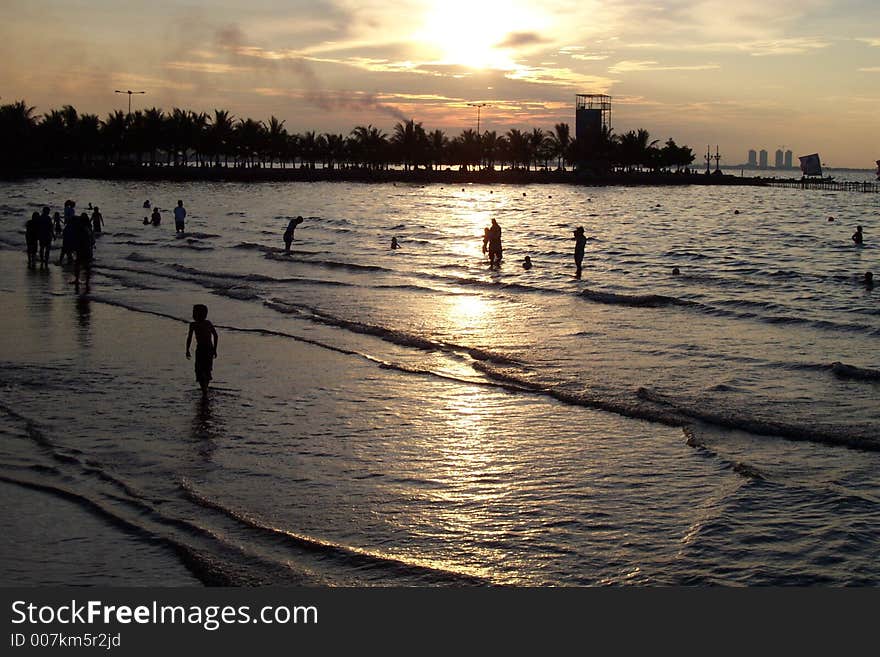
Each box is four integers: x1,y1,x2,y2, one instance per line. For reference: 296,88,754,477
764,179,880,193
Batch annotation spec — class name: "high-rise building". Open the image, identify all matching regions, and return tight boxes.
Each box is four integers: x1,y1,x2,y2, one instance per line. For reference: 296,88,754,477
784,150,793,169
759,149,768,169
775,149,784,168
748,149,757,167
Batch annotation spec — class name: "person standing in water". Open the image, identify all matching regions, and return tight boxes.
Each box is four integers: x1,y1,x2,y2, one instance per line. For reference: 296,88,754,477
852,225,864,245
522,256,532,270
37,206,54,266
186,304,219,397
573,226,587,278
53,211,63,237
151,207,162,226
173,200,187,233
283,216,304,253
391,236,400,249
91,206,104,234
73,213,94,285
25,212,39,267
485,218,502,265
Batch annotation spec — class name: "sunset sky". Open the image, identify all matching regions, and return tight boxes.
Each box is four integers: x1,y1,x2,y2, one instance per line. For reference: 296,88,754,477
2,0,879,167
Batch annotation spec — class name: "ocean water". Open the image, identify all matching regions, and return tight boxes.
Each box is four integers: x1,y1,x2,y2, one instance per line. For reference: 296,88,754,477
0,177,878,586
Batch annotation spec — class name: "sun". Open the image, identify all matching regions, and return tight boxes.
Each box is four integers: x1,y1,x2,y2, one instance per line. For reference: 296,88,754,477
414,0,545,70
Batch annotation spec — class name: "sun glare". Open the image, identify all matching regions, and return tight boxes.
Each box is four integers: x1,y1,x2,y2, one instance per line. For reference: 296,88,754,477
415,0,545,70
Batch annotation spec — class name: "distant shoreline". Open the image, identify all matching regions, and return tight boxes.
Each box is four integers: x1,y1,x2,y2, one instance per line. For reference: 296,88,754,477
1,165,770,187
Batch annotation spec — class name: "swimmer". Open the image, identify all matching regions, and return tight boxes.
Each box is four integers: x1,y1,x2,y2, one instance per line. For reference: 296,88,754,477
828,216,835,222
852,225,864,245
143,200,151,209
143,217,150,225
865,271,874,288
672,267,681,275
391,236,400,250
522,256,532,270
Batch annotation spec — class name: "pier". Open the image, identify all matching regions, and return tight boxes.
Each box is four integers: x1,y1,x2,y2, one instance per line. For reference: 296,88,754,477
764,179,880,193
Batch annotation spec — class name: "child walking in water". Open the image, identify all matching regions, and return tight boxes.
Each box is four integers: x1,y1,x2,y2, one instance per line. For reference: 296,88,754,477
186,304,219,396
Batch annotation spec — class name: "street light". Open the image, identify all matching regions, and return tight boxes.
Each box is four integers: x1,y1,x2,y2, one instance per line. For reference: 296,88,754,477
114,90,146,114
466,102,490,135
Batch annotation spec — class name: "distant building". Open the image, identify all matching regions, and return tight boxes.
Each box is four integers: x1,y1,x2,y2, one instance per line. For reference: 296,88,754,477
784,150,793,169
759,149,768,169
748,149,757,167
775,149,784,168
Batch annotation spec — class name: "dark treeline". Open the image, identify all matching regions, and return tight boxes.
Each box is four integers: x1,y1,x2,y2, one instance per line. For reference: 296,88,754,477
0,99,696,175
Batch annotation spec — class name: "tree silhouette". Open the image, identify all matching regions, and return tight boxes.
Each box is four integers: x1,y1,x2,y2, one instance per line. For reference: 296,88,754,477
2,98,698,176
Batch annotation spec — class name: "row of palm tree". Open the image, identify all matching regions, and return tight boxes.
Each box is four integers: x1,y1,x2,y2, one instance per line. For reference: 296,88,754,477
0,100,696,173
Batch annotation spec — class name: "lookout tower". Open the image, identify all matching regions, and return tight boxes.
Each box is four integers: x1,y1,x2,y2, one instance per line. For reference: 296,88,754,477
575,94,612,148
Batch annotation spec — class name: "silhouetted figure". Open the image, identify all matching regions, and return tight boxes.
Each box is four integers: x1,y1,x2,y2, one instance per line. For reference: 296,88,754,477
828,216,835,222
573,226,587,278
91,207,104,234
53,212,63,237
672,267,681,275
865,271,874,289
151,208,161,226
484,218,502,265
522,256,532,270
143,200,151,209
852,226,864,245
38,207,53,265
283,216,303,252
734,210,740,215
73,213,94,285
174,200,187,233
143,216,150,225
25,212,39,267
58,219,76,265
63,200,76,226
391,236,400,249
186,304,219,397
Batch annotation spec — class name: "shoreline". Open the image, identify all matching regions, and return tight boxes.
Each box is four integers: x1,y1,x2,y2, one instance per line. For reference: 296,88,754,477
1,165,768,186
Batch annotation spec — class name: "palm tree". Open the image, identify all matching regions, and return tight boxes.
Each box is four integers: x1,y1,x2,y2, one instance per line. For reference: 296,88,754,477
140,108,165,166
349,125,388,170
451,129,481,170
427,129,448,170
481,130,500,170
322,133,346,169
234,118,265,167
391,119,427,171
528,128,549,170
37,109,67,164
77,114,101,165
298,130,319,169
189,111,209,167
550,123,571,169
101,110,129,165
505,128,529,170
265,116,288,168
209,110,235,167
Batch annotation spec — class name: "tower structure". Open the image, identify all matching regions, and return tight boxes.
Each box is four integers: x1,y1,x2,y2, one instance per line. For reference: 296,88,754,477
575,94,612,157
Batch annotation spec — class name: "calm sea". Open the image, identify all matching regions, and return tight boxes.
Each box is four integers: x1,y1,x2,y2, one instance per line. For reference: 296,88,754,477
0,175,878,585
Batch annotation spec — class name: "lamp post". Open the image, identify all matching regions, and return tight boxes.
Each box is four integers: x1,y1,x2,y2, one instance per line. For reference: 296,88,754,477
114,90,146,114
466,102,489,135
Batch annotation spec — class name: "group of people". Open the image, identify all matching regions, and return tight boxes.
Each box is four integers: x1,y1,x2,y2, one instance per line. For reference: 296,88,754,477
478,217,871,283
24,200,102,283
479,219,591,278
142,200,187,232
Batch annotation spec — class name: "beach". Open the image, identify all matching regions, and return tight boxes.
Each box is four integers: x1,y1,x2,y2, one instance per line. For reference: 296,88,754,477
1,177,879,585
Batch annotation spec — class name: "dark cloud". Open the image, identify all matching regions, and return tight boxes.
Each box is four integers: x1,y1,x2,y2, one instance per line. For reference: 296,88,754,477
214,23,406,121
495,32,549,49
